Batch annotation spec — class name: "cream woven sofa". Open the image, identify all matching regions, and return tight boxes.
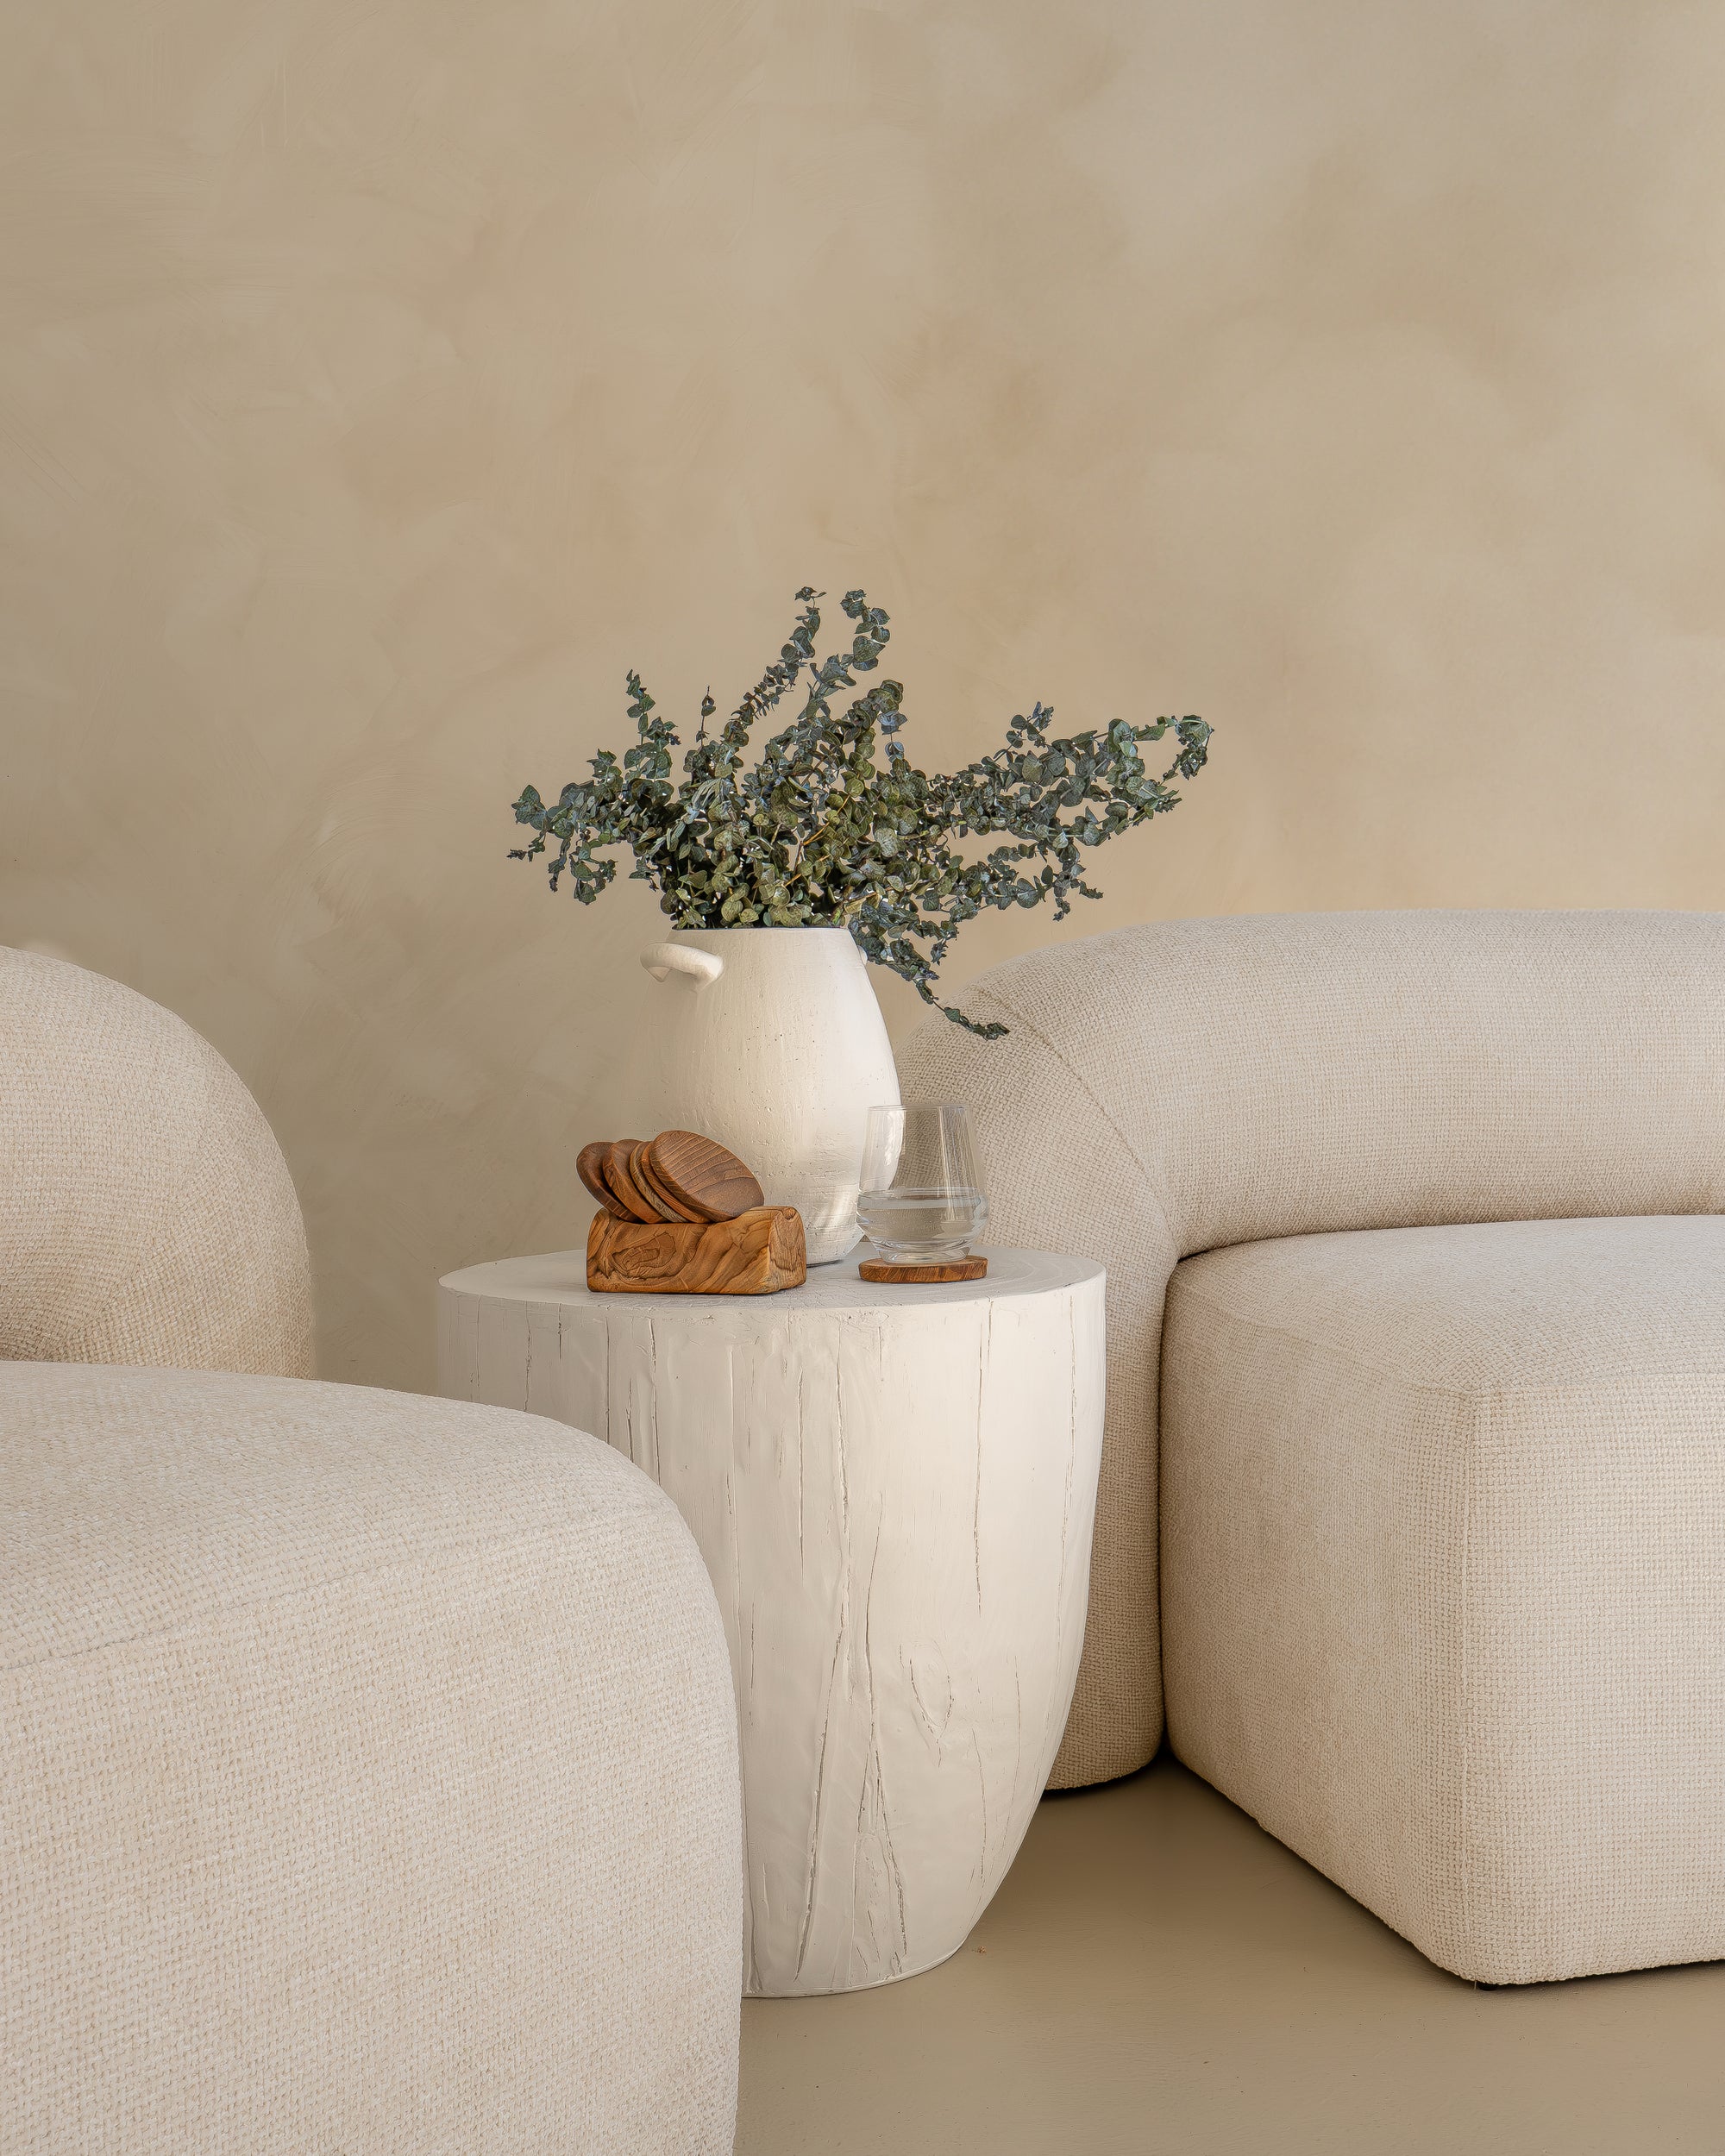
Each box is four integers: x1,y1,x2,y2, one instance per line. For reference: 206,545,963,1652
900,909,1725,1986
1,948,741,2152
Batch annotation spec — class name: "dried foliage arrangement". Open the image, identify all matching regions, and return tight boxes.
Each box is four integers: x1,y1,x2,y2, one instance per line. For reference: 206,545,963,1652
511,588,1210,1034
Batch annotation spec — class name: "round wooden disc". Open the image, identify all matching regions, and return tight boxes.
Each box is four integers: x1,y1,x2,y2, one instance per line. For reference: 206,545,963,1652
631,1141,706,1224
623,1139,685,1223
648,1129,764,1222
857,1255,988,1284
577,1139,623,1215
620,1140,689,1223
601,1139,662,1223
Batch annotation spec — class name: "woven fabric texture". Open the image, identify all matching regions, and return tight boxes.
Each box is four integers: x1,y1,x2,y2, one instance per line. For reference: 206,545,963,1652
2,1363,743,2153
896,910,1725,1788
1,945,314,1377
1162,1213,1725,1984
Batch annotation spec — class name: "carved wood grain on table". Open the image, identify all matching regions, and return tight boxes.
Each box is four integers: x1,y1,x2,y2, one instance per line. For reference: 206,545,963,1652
586,1205,806,1294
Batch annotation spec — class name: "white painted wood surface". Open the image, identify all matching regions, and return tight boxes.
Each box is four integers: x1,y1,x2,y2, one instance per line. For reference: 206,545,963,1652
637,925,900,1263
437,1246,1105,1996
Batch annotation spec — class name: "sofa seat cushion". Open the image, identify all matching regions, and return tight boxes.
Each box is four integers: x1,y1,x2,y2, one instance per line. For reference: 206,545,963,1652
2,1363,740,2152
1161,1213,1725,1985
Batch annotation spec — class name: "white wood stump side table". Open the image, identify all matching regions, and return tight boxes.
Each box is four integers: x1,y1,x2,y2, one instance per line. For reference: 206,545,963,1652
436,1246,1104,1997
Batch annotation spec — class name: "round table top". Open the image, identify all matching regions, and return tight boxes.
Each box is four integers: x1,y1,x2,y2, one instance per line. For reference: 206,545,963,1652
440,1244,1102,1319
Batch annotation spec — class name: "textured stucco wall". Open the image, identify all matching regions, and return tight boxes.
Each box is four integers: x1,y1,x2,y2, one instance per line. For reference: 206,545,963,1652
4,0,1723,1388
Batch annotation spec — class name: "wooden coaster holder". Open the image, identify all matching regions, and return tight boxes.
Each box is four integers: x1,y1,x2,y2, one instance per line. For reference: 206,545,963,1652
587,1205,806,1295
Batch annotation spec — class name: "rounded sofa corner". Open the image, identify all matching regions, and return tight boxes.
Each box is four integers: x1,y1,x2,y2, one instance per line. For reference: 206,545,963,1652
1,944,316,1379
0,1363,743,2153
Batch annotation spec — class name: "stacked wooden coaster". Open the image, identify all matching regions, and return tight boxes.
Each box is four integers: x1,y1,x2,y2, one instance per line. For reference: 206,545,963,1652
579,1130,805,1295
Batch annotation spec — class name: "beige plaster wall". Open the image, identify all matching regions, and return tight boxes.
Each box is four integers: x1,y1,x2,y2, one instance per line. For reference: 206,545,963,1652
3,0,1723,1388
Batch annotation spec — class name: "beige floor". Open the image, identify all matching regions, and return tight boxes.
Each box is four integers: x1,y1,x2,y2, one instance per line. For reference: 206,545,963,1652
737,1756,1725,2155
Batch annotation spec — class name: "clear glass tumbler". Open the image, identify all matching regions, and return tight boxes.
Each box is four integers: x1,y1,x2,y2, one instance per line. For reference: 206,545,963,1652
856,1103,988,1263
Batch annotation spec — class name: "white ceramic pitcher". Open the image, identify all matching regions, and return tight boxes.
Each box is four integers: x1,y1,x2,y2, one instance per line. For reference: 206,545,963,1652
639,926,900,1263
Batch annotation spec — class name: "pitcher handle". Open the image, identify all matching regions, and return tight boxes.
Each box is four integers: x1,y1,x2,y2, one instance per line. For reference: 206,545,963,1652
641,942,724,987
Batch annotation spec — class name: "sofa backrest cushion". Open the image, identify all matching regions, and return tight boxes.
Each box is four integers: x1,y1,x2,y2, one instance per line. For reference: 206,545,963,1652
1,947,314,1377
896,909,1725,1786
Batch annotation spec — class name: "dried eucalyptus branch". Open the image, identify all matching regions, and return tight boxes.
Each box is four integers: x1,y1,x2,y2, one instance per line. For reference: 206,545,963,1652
511,588,1211,1035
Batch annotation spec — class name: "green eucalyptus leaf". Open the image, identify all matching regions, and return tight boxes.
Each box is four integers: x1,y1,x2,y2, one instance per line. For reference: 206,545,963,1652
507,587,1209,1034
